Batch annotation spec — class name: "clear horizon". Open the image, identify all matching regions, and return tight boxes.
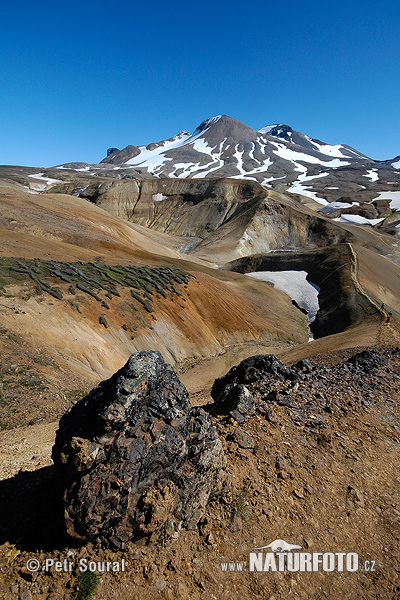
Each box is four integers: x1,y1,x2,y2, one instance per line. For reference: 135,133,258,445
1,0,400,167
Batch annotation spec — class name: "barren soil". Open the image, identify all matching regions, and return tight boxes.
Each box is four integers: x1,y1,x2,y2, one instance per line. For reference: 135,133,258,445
1,344,400,599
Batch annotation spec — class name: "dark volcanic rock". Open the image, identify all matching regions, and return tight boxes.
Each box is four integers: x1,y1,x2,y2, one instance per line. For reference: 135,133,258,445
345,350,389,373
211,354,296,402
293,359,317,374
206,383,255,423
52,351,229,547
233,428,255,449
206,354,296,423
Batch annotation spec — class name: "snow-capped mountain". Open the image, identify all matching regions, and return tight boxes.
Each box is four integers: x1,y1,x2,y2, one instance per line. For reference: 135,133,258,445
92,115,400,209
54,115,400,219
100,115,370,183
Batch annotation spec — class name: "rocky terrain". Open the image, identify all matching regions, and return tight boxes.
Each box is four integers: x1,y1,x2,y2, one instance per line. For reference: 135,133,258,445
2,115,400,234
1,345,400,599
1,117,400,599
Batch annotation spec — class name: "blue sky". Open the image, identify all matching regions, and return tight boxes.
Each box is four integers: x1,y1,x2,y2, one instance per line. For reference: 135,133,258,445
1,0,399,166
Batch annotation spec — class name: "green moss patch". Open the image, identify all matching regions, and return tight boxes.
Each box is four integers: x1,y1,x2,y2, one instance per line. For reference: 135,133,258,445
0,257,194,323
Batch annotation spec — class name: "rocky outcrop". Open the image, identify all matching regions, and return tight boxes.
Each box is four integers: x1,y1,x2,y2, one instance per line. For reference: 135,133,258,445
84,178,267,239
52,351,229,548
205,348,399,429
346,349,389,373
106,147,120,157
206,354,297,422
100,144,141,165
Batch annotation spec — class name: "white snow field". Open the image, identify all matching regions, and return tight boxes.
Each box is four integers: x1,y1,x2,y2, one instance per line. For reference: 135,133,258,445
246,270,320,322
371,191,400,211
27,173,62,191
333,214,384,226
28,173,62,185
364,169,379,182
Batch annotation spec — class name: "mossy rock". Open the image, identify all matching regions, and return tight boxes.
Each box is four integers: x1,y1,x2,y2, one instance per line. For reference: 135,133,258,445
47,286,63,300
99,314,108,328
0,257,193,317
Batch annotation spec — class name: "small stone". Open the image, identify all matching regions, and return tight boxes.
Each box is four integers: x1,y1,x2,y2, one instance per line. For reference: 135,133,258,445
19,567,37,582
231,514,242,532
347,485,365,507
264,409,277,424
19,591,32,600
205,532,215,545
293,489,304,499
192,558,203,567
46,594,63,600
153,576,167,592
276,394,295,407
47,584,61,594
29,417,45,426
175,582,189,597
233,428,255,449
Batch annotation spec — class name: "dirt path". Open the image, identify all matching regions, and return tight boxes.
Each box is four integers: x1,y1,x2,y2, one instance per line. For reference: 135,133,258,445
377,320,400,347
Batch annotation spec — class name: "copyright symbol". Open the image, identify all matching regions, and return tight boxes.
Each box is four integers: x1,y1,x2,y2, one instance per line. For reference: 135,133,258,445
26,558,40,572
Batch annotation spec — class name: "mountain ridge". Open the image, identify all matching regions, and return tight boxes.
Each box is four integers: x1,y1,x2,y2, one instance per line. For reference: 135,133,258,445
55,114,400,211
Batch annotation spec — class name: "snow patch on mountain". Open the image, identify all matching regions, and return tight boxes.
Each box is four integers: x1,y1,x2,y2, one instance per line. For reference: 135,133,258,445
305,139,365,160
191,138,216,156
286,171,329,204
28,173,62,185
371,191,400,211
247,270,320,322
126,131,192,167
258,124,279,135
152,193,166,202
333,214,385,226
286,181,328,204
270,142,351,169
365,169,379,182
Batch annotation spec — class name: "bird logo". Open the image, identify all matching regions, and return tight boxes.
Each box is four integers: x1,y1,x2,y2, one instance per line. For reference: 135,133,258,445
252,539,303,553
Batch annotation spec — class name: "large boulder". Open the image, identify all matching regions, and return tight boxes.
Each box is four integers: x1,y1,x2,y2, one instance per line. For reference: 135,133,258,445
52,351,229,548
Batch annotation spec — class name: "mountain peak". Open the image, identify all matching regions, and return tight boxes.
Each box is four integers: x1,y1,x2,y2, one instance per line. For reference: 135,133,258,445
192,114,258,145
259,124,294,141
